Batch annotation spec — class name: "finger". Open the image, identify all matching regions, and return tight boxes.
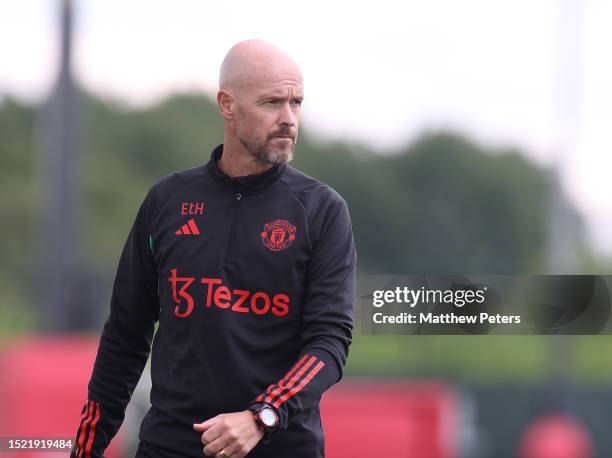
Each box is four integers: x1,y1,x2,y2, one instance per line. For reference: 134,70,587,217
203,434,231,457
201,422,224,446
223,447,246,458
215,444,241,458
193,417,217,432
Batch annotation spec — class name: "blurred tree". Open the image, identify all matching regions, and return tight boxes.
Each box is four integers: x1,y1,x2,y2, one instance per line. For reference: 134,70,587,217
0,97,37,335
0,92,588,330
292,131,555,273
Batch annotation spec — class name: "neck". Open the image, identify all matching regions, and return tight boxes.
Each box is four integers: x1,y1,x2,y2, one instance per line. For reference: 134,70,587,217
218,134,274,178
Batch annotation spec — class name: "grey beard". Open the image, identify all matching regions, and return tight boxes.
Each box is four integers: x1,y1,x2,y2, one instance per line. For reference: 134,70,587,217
240,138,294,165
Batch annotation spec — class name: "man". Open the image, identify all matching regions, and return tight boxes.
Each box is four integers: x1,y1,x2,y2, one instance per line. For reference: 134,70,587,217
71,39,356,458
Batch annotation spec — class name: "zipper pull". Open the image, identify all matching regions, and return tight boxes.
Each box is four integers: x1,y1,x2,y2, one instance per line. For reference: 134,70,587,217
235,193,242,200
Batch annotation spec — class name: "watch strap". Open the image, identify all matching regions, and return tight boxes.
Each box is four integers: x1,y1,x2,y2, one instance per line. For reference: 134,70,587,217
248,402,279,440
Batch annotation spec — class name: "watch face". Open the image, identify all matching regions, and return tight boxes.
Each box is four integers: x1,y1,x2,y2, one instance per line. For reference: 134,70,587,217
260,407,278,427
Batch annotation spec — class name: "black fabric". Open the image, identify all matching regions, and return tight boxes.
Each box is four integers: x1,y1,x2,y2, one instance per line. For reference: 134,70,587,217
136,440,181,458
71,144,356,457
207,144,287,194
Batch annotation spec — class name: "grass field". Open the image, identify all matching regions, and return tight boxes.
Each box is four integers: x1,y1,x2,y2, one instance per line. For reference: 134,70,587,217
345,333,612,386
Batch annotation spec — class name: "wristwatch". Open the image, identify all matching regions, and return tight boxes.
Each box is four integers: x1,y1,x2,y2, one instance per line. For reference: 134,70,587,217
248,402,279,434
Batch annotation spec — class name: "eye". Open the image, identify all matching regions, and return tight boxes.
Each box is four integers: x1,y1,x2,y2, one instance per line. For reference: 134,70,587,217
291,99,303,107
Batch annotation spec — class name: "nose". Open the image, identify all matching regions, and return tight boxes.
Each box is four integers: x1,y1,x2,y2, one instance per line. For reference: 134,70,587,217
278,101,297,127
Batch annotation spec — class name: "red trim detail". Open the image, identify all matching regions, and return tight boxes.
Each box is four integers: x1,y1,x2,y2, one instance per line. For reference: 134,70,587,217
273,360,325,408
187,219,200,235
84,402,101,458
265,355,317,404
257,354,309,402
76,401,92,456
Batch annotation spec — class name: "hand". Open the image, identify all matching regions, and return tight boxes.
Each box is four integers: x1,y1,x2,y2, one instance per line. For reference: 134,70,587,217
193,410,264,458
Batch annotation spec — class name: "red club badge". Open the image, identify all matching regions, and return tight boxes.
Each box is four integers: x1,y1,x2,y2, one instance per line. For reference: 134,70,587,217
261,219,296,252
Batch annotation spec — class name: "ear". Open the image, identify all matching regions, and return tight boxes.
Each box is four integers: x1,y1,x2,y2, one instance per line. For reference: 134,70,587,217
217,90,234,121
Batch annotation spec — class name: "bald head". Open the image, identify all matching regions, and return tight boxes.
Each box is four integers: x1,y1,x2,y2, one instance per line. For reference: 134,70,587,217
216,40,304,170
219,39,302,94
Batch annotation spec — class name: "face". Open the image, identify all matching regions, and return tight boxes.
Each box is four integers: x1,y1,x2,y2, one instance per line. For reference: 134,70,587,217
233,77,303,165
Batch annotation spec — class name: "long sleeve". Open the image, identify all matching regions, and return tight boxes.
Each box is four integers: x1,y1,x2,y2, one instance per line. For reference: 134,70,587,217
250,193,356,432
71,190,160,458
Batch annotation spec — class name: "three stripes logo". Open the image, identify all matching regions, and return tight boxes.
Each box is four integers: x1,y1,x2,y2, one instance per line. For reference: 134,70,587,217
74,400,100,458
175,218,201,236
256,354,325,409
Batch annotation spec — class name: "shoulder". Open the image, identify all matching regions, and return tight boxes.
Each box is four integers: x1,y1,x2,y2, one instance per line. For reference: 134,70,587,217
145,164,207,205
139,164,208,225
280,166,352,244
280,165,348,213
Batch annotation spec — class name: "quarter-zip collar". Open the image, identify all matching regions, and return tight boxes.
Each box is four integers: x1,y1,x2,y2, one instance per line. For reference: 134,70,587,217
207,144,286,195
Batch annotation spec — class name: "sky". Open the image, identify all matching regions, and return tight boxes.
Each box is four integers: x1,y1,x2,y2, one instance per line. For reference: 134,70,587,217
0,0,610,257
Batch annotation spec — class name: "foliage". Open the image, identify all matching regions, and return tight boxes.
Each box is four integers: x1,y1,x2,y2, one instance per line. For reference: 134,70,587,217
0,91,598,382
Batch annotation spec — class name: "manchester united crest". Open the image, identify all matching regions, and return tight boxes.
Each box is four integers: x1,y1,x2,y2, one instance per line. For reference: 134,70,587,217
261,219,296,252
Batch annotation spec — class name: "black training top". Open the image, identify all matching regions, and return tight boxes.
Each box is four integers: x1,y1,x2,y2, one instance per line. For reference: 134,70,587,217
71,144,356,458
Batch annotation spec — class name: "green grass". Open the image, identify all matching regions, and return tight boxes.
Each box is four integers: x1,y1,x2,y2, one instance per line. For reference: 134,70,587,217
345,333,612,386
0,284,34,348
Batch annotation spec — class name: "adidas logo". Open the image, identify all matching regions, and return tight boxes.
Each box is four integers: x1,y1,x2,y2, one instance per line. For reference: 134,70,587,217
175,219,201,235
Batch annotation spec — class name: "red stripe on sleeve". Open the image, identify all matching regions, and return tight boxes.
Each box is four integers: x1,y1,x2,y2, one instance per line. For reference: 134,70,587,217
84,402,101,458
273,360,325,408
257,354,310,402
265,355,317,404
76,401,93,456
